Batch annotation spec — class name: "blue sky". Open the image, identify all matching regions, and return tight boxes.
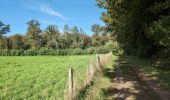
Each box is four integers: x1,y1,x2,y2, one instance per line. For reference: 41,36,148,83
0,0,104,36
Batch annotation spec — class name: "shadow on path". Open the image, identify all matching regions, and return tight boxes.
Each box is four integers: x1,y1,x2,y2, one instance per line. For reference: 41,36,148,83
102,56,161,100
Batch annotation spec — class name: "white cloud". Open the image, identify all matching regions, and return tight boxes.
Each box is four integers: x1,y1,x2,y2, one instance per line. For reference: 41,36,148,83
41,20,66,26
39,3,67,20
27,3,68,21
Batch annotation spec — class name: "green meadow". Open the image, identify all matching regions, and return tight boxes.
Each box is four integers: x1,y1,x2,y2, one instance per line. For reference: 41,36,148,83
0,55,94,100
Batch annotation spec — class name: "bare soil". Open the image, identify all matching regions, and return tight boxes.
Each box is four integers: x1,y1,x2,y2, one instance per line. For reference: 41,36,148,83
103,57,170,100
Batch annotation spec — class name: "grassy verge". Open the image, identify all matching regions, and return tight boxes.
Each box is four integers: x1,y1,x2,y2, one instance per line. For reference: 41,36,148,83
80,55,118,99
0,55,94,100
127,55,170,91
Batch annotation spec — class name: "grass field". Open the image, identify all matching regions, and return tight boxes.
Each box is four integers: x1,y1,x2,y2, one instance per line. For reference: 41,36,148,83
0,55,94,100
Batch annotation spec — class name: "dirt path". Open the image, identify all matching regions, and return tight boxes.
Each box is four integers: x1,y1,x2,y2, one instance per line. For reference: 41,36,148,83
130,63,170,100
104,59,161,100
83,56,170,100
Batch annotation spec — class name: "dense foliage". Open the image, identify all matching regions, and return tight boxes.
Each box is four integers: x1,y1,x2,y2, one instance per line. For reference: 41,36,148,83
0,19,119,55
0,21,10,36
0,41,121,56
96,0,170,57
96,0,170,69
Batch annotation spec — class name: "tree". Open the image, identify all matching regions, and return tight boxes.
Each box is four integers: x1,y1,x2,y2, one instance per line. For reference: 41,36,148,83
21,36,31,50
63,24,73,48
43,25,60,49
91,24,103,46
0,21,10,36
91,33,100,47
79,33,91,49
26,19,42,49
63,24,70,34
10,34,24,49
79,28,85,34
0,36,6,49
96,0,170,57
91,24,101,35
0,18,117,53
0,21,10,49
71,26,80,48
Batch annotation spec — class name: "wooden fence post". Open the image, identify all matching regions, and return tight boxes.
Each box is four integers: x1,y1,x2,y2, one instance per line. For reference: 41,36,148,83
99,54,102,66
68,68,74,100
97,55,100,67
89,59,94,80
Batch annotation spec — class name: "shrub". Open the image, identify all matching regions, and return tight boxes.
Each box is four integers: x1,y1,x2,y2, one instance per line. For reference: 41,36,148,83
72,48,84,55
85,47,96,54
105,41,121,53
0,49,8,56
0,42,120,56
23,49,38,56
37,48,49,55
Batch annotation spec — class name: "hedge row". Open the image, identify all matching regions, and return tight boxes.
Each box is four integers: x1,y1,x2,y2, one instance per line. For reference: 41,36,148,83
0,41,122,56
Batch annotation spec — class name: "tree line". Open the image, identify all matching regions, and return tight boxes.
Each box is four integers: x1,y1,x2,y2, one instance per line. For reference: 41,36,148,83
0,19,114,50
96,0,170,68
0,19,120,56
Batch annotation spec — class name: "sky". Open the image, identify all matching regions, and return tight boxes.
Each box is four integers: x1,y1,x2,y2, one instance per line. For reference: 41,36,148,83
0,0,105,36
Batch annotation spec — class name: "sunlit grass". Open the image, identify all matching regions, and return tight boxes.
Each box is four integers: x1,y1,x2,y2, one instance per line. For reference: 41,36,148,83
84,55,118,99
0,55,94,100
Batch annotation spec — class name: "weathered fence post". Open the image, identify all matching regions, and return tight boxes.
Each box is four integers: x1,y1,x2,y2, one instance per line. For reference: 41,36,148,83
68,68,74,100
96,54,104,72
89,58,94,81
85,58,94,86
99,54,103,66
96,55,99,67
64,53,113,100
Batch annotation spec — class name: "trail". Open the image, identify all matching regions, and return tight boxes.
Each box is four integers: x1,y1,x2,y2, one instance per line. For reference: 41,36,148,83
103,57,166,100
84,56,170,100
130,62,170,100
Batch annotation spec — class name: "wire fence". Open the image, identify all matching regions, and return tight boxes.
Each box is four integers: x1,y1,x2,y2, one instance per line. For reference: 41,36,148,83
64,52,113,100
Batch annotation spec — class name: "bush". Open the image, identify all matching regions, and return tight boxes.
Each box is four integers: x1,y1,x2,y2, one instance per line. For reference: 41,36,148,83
105,41,122,53
0,49,8,56
23,49,38,56
72,48,84,55
94,46,107,54
37,48,49,55
0,41,121,56
10,49,23,56
85,47,96,54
